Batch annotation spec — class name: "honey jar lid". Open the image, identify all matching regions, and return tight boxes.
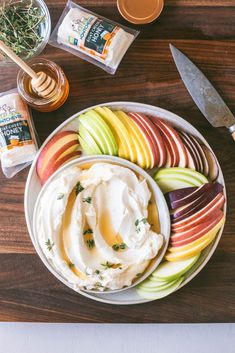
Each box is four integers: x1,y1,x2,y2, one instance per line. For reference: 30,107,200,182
117,0,164,25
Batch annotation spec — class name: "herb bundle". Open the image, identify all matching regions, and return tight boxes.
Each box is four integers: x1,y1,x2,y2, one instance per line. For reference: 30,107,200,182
0,0,45,59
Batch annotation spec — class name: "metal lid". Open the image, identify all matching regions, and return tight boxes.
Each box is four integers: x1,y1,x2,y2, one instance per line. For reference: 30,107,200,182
117,0,164,25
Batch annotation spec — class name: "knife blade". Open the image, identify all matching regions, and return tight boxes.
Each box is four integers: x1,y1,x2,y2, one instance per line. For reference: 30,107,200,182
170,44,235,138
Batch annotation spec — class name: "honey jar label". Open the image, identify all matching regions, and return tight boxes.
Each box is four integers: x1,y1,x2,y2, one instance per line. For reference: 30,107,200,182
0,104,33,151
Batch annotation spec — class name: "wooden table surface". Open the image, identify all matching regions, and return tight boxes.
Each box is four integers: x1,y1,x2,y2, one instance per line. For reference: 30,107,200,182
1,0,235,323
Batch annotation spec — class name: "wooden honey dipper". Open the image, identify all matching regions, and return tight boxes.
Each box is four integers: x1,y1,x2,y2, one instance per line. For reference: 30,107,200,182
0,40,58,99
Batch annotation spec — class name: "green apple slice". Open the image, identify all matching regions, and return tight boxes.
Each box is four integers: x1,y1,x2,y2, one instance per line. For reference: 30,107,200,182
152,253,200,282
78,125,102,155
95,107,137,162
84,110,118,155
137,277,184,300
138,278,179,292
155,177,197,194
78,136,95,155
155,167,208,184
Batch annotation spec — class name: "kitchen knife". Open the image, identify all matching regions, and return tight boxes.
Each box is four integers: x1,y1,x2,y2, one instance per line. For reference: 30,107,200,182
170,44,235,140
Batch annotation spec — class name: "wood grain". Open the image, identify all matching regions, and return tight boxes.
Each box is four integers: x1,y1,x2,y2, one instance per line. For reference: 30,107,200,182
0,0,235,322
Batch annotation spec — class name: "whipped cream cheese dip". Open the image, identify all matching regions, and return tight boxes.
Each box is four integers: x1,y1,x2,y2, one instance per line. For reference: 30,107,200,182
35,163,163,291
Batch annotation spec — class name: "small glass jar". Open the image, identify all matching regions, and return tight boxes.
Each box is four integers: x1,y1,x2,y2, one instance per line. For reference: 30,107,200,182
17,58,69,112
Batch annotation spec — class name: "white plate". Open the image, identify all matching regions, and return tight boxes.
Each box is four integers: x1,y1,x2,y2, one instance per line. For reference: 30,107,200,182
25,102,226,305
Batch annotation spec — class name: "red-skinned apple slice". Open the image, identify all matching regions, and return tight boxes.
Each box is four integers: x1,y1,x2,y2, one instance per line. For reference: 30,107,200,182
37,131,79,180
171,192,225,232
152,118,188,168
151,119,177,167
41,150,81,185
128,113,158,168
189,135,209,176
128,113,166,167
171,210,224,246
184,143,197,170
167,183,216,210
171,183,223,221
202,145,219,181
179,132,202,172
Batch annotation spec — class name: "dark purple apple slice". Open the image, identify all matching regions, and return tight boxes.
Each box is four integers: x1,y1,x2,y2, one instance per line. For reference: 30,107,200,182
171,183,224,222
168,183,214,210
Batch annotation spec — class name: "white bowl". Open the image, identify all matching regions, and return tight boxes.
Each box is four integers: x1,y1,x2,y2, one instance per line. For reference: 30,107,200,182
32,155,171,294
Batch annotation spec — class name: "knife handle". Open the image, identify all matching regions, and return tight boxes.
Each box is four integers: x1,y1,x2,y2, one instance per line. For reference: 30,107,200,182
229,124,235,140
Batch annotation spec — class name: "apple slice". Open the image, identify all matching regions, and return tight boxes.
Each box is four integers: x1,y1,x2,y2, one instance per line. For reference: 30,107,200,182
155,167,208,184
155,177,197,194
184,143,197,170
165,186,198,205
167,216,225,259
116,112,152,168
79,111,118,155
114,110,147,168
41,150,81,185
137,277,184,300
128,112,167,167
202,145,219,181
79,123,102,155
152,118,188,167
152,253,200,281
130,113,166,167
95,107,136,161
128,112,158,168
188,134,209,176
166,183,215,210
138,277,179,292
171,211,224,247
171,192,225,232
36,131,79,181
171,210,224,246
152,119,178,167
170,183,224,221
179,132,202,172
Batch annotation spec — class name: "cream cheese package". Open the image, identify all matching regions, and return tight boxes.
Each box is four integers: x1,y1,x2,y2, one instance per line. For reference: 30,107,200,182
49,1,139,74
0,89,38,178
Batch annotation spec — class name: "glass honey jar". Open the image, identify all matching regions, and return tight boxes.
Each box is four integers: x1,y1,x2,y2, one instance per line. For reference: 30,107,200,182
17,58,69,112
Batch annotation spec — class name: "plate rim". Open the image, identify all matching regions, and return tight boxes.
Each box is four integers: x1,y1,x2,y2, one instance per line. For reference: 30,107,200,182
24,101,227,305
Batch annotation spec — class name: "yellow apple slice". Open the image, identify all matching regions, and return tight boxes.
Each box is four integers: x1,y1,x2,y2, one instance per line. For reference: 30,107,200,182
116,110,152,169
166,216,225,261
95,107,136,162
114,111,147,168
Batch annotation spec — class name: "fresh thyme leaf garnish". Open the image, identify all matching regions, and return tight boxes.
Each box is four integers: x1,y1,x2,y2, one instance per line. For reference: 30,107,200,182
82,196,92,204
83,228,93,235
86,239,95,249
94,282,103,288
119,243,126,250
75,181,84,195
68,262,75,268
57,193,64,200
45,239,54,251
101,262,122,270
95,269,100,275
0,0,45,59
112,243,127,251
101,261,114,269
135,218,147,233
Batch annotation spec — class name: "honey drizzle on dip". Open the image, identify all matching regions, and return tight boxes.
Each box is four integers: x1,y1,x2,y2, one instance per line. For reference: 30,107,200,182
61,189,84,278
